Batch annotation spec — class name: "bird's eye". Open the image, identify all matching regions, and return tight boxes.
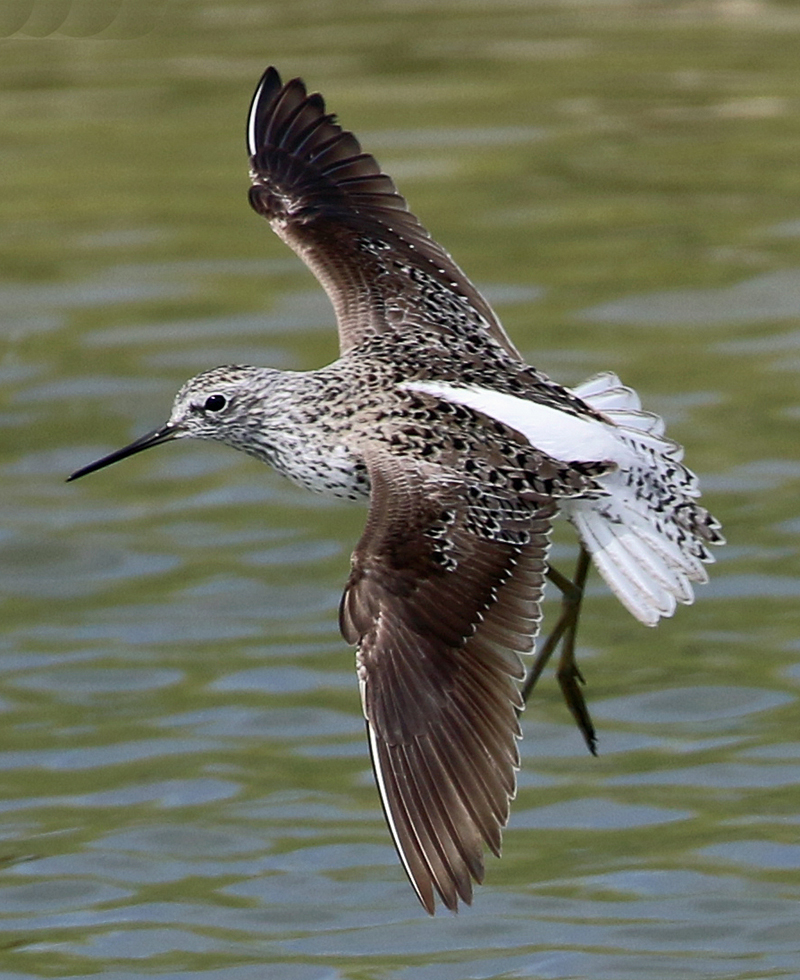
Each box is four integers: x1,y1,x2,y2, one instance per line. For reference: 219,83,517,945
204,394,227,412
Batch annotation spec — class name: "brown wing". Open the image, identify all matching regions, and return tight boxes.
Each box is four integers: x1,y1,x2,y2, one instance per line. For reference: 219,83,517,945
247,67,521,359
339,449,553,913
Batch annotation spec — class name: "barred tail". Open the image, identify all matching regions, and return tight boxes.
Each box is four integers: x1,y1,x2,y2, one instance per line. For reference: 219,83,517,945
565,373,724,626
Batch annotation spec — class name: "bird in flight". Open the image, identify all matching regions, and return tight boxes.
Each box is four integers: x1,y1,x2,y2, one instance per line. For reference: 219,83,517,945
70,67,723,914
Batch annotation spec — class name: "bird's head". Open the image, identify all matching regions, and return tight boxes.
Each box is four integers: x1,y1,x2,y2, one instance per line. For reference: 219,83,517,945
68,365,280,481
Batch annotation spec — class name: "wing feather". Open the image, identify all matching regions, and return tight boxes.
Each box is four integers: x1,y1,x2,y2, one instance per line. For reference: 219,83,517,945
340,449,553,912
246,67,521,358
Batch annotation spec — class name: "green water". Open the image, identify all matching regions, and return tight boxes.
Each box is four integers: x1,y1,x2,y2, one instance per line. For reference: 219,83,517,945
2,3,799,978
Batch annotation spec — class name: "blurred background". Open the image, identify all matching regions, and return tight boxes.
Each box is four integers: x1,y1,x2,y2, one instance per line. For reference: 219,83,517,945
1,1,799,978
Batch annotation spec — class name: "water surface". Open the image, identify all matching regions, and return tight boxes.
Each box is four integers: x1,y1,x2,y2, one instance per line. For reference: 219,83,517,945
2,3,799,978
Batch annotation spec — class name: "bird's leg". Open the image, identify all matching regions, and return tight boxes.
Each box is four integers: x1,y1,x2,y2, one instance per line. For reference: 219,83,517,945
519,565,579,703
521,546,597,755
520,549,588,702
554,547,596,755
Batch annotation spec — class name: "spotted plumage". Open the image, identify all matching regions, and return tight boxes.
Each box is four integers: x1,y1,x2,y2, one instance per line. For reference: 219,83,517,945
69,67,724,915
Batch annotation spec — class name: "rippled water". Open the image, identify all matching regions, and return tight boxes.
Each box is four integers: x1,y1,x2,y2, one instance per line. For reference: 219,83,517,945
2,3,800,978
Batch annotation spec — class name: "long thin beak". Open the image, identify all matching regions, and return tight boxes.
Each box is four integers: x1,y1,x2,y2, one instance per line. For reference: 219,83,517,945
67,423,180,482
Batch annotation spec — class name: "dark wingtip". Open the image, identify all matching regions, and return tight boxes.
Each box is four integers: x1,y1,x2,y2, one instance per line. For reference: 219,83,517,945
247,66,320,162
246,66,285,156
246,65,410,234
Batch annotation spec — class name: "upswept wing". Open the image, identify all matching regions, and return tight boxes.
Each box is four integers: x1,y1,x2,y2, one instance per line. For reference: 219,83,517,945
247,67,520,358
339,449,554,913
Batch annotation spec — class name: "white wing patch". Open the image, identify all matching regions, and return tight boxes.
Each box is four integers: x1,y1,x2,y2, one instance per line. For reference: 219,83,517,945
404,379,626,464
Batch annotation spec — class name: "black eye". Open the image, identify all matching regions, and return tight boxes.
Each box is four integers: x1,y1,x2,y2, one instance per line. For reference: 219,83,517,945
203,394,227,412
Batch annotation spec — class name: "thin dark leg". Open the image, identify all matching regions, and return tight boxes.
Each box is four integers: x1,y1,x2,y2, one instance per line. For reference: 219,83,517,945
554,547,596,755
521,546,597,755
520,563,582,704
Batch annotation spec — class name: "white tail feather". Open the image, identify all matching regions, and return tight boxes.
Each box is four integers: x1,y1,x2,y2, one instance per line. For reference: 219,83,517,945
566,372,721,625
404,372,722,628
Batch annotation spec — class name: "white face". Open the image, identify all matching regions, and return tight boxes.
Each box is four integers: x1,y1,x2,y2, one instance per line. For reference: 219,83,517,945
69,364,292,482
167,365,275,442
169,381,234,437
